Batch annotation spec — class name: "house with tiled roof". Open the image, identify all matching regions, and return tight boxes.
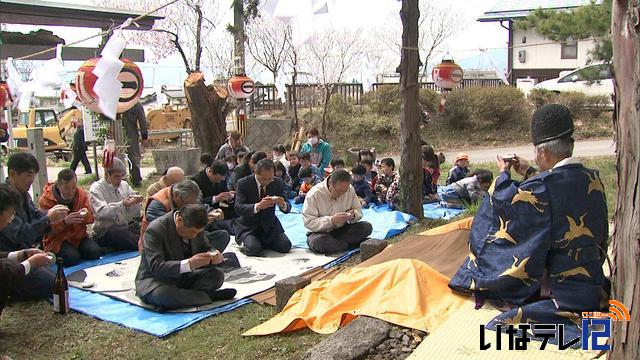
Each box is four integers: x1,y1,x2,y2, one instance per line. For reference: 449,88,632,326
479,0,600,84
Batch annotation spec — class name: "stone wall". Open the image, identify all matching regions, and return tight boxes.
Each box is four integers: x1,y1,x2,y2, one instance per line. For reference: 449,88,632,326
243,118,291,152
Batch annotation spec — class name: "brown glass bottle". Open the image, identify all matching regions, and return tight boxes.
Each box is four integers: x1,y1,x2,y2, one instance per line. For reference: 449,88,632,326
53,257,69,314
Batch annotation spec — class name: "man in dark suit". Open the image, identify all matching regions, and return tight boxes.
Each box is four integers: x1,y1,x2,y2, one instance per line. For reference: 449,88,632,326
234,159,292,256
191,160,237,235
0,184,53,315
135,204,236,310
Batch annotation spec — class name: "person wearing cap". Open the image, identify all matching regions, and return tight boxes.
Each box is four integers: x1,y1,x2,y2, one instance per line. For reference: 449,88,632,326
448,104,609,341
446,153,471,185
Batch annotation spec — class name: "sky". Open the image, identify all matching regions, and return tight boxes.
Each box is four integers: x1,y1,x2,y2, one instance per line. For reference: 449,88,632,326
4,0,508,87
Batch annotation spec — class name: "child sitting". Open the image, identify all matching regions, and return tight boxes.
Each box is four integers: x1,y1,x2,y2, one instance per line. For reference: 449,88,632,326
324,158,345,177
352,164,377,207
200,152,214,169
376,158,399,204
288,151,301,192
446,152,471,185
272,144,289,171
360,158,379,192
294,167,318,204
275,161,295,199
438,169,493,208
300,152,323,181
423,159,438,203
224,154,238,189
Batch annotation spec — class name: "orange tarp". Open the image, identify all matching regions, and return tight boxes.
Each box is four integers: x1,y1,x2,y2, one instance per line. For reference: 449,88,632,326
243,259,467,336
420,217,473,236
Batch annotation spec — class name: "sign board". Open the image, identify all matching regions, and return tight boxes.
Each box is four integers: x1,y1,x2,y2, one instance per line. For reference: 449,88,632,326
82,106,100,142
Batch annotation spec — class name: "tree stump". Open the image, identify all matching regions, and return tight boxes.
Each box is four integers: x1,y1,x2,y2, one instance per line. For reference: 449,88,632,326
184,72,231,155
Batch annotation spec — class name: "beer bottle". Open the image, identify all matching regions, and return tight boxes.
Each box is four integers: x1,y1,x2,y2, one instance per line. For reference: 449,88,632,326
53,257,69,314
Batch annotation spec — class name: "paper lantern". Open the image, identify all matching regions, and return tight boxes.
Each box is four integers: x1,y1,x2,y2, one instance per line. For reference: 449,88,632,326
432,57,463,90
75,58,144,114
0,82,11,108
0,86,7,109
228,74,255,99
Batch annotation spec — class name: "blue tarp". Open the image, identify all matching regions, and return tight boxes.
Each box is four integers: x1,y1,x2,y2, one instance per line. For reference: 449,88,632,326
62,251,252,338
63,203,460,337
277,203,418,248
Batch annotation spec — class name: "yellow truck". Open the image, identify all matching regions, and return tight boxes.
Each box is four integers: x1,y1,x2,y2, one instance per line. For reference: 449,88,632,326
12,108,73,160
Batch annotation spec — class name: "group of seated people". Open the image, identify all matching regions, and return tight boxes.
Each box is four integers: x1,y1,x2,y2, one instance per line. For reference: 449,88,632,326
1,104,610,323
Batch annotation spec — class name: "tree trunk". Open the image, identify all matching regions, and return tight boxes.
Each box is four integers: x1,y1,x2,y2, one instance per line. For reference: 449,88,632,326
291,68,299,131
609,1,640,358
184,72,229,155
398,0,423,218
321,86,333,135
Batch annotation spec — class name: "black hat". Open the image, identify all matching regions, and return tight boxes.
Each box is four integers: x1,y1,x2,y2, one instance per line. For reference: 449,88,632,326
531,104,574,146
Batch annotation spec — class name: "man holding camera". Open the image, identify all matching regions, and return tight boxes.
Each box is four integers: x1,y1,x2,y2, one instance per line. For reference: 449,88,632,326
449,104,609,331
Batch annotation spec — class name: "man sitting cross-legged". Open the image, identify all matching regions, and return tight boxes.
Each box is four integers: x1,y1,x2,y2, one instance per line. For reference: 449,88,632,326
138,180,230,253
0,184,54,314
135,204,237,311
89,157,143,253
234,159,292,256
303,169,373,254
191,160,238,235
146,166,185,198
39,168,102,267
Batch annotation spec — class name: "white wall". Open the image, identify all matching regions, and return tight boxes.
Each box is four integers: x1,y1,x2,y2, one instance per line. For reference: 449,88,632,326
512,28,594,70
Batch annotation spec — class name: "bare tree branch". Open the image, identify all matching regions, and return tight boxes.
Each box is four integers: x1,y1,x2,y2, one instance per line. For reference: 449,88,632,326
153,29,192,74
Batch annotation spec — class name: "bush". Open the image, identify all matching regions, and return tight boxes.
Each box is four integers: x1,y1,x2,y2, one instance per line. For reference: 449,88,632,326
363,86,440,116
438,90,472,129
527,90,611,118
470,86,530,130
438,86,530,131
363,85,401,115
555,91,590,119
528,88,557,109
418,88,440,114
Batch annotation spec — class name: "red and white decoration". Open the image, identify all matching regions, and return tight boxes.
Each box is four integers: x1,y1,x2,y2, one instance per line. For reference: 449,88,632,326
75,57,143,116
432,57,464,90
228,74,255,99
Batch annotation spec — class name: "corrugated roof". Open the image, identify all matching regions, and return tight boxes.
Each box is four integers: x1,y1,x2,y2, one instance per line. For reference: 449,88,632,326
478,0,599,22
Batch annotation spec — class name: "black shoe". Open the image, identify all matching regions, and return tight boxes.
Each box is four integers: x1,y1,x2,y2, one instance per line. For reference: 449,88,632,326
209,288,237,301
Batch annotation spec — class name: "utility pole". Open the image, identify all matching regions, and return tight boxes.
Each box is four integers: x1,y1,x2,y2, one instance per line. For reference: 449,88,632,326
233,0,247,137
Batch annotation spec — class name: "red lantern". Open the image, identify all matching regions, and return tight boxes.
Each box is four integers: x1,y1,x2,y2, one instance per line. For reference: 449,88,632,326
75,58,144,114
228,74,255,99
432,57,463,90
0,82,12,108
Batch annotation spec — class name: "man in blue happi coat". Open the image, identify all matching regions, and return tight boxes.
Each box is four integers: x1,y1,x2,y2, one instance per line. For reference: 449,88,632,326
449,104,609,346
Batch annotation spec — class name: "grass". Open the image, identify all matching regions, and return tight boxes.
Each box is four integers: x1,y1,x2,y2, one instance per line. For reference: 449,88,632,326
0,156,617,359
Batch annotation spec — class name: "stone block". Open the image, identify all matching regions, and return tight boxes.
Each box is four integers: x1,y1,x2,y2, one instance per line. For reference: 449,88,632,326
360,239,388,262
275,276,311,311
152,147,201,176
303,316,391,360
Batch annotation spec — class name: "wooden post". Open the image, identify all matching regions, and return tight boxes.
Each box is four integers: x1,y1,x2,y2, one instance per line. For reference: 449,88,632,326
27,128,48,200
113,117,125,161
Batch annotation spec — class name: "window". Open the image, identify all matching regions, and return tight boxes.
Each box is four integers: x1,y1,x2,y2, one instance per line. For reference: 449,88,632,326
561,38,578,59
558,64,612,83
